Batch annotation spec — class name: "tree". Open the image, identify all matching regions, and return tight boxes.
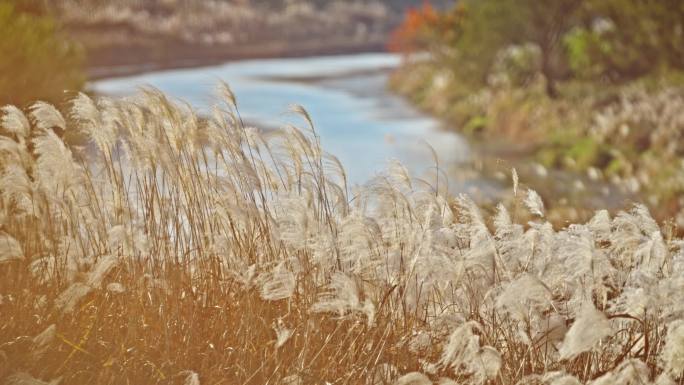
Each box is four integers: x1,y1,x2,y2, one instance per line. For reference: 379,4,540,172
450,0,583,97
0,1,84,107
521,0,584,97
388,1,440,54
567,0,684,81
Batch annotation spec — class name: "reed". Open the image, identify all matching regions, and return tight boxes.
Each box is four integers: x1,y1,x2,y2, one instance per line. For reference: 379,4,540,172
0,86,682,384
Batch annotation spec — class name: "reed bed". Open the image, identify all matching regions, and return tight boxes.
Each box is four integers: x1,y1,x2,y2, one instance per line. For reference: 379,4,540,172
0,86,683,385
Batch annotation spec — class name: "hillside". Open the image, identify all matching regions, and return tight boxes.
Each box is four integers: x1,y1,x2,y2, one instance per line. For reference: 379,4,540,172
44,0,452,76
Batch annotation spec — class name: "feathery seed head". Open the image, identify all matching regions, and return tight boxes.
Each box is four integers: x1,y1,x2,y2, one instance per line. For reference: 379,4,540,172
30,102,66,133
1,105,31,138
0,233,23,264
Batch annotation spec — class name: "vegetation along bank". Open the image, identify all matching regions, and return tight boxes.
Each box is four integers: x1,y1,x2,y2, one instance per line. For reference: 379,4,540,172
389,0,684,225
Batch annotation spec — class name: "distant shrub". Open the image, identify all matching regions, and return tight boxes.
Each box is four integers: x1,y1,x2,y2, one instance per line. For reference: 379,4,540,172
564,25,614,80
0,2,83,107
489,43,542,88
387,1,440,54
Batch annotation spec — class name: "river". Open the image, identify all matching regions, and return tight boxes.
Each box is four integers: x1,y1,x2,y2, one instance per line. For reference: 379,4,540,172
92,53,503,199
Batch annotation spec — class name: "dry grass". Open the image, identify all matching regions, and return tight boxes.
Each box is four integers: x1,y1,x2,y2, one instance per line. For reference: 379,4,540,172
1,86,683,384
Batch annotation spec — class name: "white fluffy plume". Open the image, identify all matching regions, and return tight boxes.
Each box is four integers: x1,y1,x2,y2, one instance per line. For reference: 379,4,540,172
559,302,611,359
1,105,30,138
0,233,23,264
524,189,545,217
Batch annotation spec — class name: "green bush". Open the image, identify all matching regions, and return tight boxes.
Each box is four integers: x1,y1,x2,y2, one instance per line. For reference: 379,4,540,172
568,0,684,82
564,27,612,80
490,43,542,87
0,2,83,107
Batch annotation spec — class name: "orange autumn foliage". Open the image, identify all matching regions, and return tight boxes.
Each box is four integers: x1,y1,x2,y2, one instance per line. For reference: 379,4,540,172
388,1,439,54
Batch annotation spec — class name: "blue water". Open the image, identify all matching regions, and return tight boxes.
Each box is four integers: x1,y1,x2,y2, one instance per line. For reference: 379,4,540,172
93,53,477,189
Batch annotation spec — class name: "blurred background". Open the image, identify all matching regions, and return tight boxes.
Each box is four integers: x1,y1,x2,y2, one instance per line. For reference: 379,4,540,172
2,0,684,226
0,0,452,97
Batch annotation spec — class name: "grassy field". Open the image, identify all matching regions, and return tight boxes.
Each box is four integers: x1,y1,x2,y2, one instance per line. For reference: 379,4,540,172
1,88,683,384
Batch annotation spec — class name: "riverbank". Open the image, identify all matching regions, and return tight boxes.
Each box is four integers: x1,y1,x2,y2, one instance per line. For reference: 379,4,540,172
390,58,684,225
